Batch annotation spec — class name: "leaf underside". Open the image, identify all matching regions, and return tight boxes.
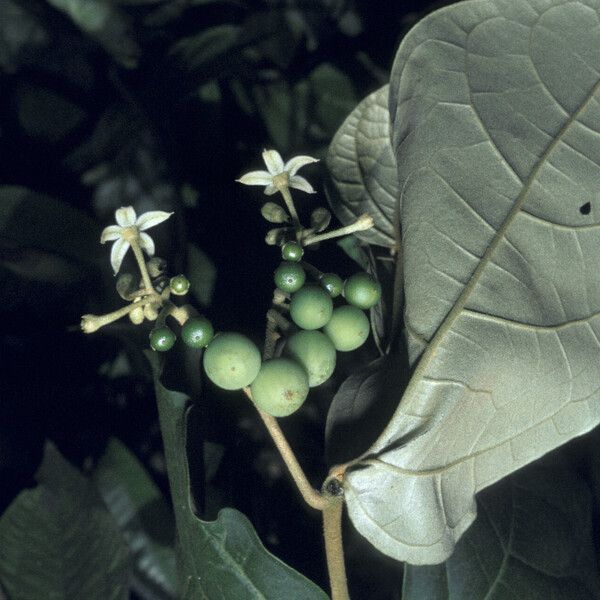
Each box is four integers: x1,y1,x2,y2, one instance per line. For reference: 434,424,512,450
326,85,398,247
337,0,600,565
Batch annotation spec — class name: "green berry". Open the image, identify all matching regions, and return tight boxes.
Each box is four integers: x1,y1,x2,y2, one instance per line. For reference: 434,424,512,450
170,274,191,296
182,316,214,348
150,326,176,352
203,332,261,390
284,330,336,387
281,241,304,262
323,305,370,351
274,261,306,293
289,285,333,330
320,273,343,298
344,272,382,309
250,358,309,417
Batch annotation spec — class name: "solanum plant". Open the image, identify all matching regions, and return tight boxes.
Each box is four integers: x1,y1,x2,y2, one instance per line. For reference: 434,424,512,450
4,0,600,598
79,149,378,599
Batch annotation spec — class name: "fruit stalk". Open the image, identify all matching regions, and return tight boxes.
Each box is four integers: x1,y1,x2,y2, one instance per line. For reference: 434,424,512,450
245,389,327,511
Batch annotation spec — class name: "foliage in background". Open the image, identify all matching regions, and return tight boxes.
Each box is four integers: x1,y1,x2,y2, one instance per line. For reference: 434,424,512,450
0,0,413,598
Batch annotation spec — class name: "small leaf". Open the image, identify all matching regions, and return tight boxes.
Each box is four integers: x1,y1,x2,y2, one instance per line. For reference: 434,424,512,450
94,439,177,599
402,455,600,599
326,85,397,247
0,442,130,600
336,235,370,270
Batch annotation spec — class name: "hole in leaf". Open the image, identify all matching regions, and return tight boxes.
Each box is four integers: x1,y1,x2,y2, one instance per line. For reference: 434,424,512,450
580,202,591,215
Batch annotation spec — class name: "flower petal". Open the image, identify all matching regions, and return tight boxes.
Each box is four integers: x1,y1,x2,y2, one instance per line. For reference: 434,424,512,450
289,175,316,194
284,155,319,177
100,225,123,244
110,238,130,275
139,232,155,256
136,210,173,231
236,171,273,187
262,149,284,175
263,184,278,196
115,206,137,227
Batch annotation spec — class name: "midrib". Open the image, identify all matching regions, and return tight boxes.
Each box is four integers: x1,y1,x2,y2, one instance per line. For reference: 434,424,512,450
389,74,600,434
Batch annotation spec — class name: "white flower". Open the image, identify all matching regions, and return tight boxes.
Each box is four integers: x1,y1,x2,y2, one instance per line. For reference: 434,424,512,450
236,149,319,195
100,206,173,275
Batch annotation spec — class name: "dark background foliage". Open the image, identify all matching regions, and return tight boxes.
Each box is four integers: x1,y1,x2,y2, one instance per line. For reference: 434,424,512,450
0,1,450,598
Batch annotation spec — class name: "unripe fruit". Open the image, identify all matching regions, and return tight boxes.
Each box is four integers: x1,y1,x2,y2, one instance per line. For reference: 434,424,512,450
320,273,343,298
182,316,214,348
203,333,261,390
284,330,336,387
274,262,306,293
289,285,333,330
250,358,309,417
323,305,370,351
281,241,304,262
170,274,191,296
150,326,176,352
344,272,382,309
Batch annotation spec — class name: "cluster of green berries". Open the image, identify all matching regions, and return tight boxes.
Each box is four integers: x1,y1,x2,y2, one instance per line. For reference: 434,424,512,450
148,274,215,351
150,242,382,419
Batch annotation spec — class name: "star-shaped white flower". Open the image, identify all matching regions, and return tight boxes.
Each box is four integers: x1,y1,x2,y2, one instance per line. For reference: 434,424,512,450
236,149,319,195
100,206,173,275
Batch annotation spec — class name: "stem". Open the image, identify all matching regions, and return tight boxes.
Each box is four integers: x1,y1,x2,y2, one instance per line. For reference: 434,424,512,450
81,296,156,332
130,237,155,293
303,214,374,246
245,391,327,511
322,498,350,600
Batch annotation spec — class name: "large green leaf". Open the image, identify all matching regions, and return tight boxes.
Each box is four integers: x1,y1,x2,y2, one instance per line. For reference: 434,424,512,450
403,455,600,599
0,442,130,600
336,0,600,565
93,438,177,599
326,85,397,247
148,354,329,599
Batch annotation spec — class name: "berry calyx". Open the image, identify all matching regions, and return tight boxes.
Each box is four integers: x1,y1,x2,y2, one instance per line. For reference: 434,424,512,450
344,272,382,309
289,285,333,330
150,326,176,352
274,262,306,293
284,330,336,387
250,358,309,417
203,332,261,390
170,274,191,296
323,305,370,351
320,273,343,298
182,316,214,348
281,241,304,262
